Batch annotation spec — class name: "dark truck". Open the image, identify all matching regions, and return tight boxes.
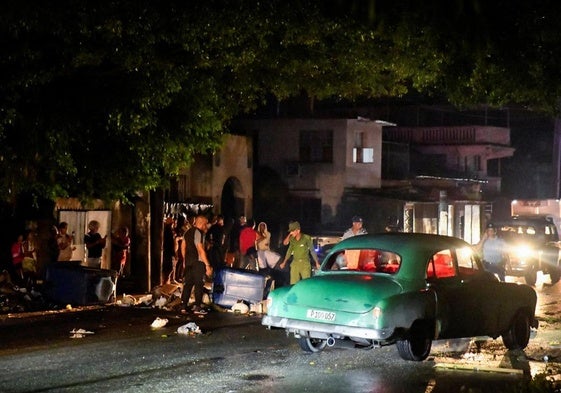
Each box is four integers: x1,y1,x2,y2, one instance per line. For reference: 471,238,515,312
492,215,561,285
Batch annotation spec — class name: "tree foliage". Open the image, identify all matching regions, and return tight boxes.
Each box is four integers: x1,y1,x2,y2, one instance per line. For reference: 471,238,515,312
0,0,436,203
1,0,559,204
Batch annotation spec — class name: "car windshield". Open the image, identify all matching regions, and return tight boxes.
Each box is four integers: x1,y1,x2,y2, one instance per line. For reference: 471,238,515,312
322,248,402,274
496,224,557,243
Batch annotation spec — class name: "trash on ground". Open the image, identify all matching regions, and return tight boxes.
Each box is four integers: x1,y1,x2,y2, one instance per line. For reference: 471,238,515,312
154,296,168,308
177,322,202,335
230,300,249,314
249,301,266,314
137,294,153,305
434,362,524,374
69,328,95,338
120,294,137,306
150,317,169,328
153,283,181,298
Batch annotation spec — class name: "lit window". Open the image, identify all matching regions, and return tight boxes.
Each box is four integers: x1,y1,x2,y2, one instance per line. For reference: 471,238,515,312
353,147,374,163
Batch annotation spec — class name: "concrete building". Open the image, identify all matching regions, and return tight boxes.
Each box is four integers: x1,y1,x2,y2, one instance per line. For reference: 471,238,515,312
237,118,387,229
53,134,254,292
238,118,515,244
385,125,515,196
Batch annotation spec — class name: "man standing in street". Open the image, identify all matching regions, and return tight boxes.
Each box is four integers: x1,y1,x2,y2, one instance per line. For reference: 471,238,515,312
342,216,368,240
279,221,319,284
476,223,508,281
206,214,226,274
181,215,212,315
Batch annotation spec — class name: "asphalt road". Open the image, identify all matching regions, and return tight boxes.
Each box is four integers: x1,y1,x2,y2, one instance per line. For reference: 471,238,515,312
1,275,560,393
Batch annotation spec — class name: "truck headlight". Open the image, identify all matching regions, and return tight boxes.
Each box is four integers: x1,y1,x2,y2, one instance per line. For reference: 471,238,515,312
514,245,533,259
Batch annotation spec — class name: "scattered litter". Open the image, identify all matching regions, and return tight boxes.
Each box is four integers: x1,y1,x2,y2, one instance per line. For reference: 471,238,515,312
138,294,153,305
154,296,168,308
177,322,202,335
153,283,181,298
249,302,264,314
120,294,137,306
549,341,561,348
434,362,524,374
231,300,249,314
69,328,94,338
150,317,169,328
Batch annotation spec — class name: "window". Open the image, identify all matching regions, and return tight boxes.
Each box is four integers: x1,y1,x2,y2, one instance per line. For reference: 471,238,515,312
473,155,481,171
353,147,374,163
324,248,401,274
456,246,480,276
426,249,456,279
299,130,333,163
353,131,374,163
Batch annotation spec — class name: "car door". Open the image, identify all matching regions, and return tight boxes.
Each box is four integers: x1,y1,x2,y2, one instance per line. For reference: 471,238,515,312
427,247,493,339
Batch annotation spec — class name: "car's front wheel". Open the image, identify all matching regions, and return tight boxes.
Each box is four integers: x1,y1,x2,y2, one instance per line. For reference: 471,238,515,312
298,337,327,353
549,267,561,285
524,264,537,286
502,312,531,350
396,324,432,361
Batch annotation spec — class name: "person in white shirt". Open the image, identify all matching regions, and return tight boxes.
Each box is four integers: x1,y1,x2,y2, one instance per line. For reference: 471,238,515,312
342,216,368,240
476,223,508,281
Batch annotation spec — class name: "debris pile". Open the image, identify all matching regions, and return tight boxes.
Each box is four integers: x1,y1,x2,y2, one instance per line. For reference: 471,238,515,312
0,270,47,313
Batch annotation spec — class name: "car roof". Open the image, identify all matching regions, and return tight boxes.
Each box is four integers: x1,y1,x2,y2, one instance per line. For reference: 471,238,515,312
493,215,556,226
333,232,469,250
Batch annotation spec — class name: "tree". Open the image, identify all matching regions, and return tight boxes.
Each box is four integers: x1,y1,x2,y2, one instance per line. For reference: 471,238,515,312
5,1,560,205
0,0,445,204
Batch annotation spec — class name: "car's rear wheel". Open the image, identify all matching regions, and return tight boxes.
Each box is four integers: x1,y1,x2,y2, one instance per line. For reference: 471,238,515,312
524,265,537,286
396,325,432,361
298,337,327,353
502,312,531,350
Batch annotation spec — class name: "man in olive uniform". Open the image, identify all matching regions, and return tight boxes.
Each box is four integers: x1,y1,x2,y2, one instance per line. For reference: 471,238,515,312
279,221,319,284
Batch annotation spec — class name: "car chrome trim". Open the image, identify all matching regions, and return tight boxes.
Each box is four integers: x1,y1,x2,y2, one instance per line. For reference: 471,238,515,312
262,315,393,340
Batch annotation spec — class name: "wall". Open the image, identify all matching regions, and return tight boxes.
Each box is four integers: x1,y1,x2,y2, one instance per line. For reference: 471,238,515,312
239,118,383,225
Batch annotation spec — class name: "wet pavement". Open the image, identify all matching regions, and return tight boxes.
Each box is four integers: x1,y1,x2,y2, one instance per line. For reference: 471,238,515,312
1,272,561,391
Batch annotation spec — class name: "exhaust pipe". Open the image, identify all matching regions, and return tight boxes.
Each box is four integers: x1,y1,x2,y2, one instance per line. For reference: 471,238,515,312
326,336,336,347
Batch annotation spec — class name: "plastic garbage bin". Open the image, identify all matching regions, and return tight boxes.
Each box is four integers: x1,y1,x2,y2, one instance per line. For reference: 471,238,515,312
44,262,117,306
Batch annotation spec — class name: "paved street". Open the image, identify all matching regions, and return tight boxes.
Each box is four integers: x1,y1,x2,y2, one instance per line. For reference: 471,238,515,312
0,274,560,392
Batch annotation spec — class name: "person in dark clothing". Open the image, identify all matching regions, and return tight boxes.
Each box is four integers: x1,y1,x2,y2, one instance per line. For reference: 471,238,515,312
174,218,190,283
228,215,246,268
206,214,226,273
180,215,212,315
162,216,176,284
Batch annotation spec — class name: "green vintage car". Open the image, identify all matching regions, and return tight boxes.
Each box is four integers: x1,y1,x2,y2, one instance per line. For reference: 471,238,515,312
262,233,538,361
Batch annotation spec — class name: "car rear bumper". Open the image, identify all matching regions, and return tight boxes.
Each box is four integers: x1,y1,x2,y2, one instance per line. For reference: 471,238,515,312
261,315,394,341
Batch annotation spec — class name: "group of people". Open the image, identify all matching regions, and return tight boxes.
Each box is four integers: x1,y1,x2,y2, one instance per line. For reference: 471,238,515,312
162,213,273,315
8,220,130,287
161,213,216,315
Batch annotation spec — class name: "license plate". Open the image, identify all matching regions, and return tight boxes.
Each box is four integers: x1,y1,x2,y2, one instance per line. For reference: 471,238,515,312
306,309,336,321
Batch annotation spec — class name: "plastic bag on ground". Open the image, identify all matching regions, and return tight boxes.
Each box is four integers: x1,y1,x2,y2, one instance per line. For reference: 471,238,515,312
177,322,201,335
69,328,94,338
150,317,169,328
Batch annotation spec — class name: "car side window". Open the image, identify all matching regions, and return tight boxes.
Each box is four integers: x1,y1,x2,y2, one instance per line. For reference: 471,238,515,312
456,246,481,276
426,249,456,279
